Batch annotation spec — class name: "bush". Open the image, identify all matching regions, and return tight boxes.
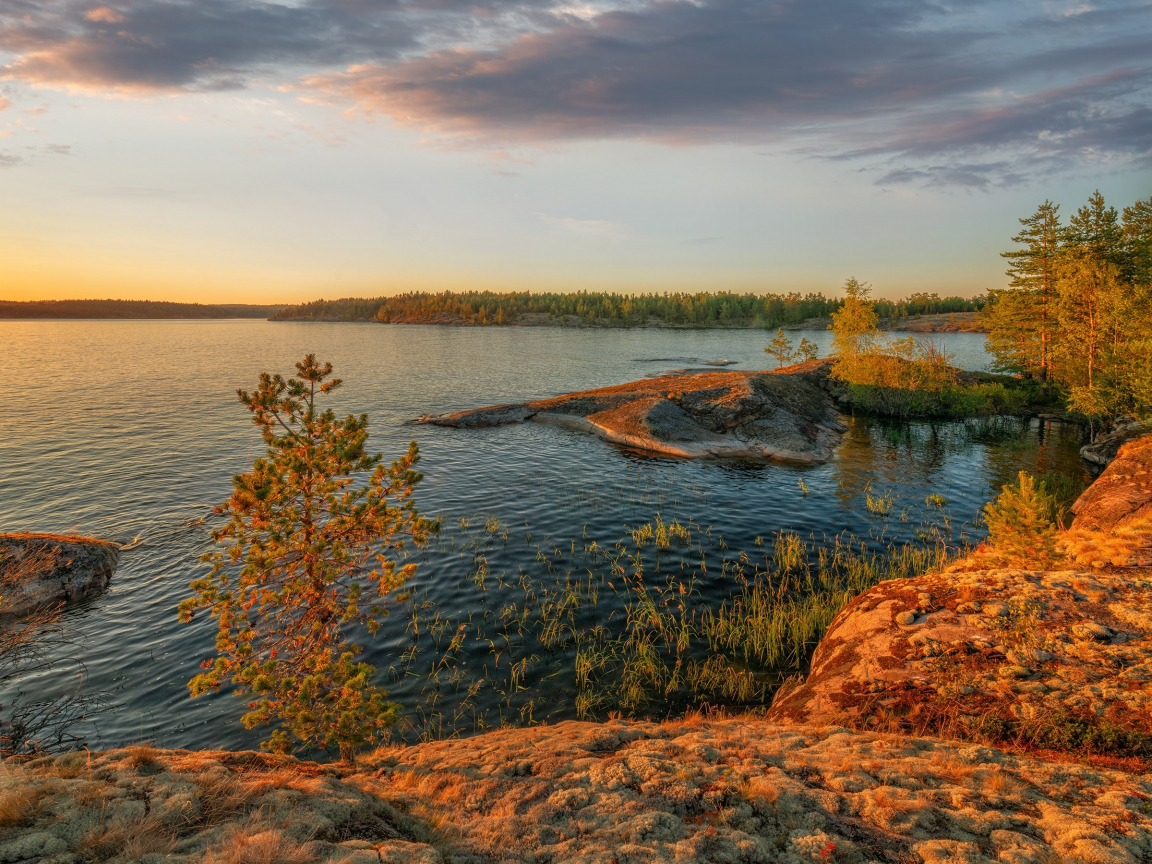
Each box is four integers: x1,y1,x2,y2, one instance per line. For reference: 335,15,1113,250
843,381,1029,420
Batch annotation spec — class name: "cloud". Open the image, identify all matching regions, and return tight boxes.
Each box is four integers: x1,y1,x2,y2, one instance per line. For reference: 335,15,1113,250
84,7,126,24
0,95,10,111
1,0,1149,183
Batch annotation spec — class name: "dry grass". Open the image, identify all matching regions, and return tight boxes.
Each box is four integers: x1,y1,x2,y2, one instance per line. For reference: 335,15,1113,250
977,766,1026,796
204,822,317,864
124,743,160,768
740,777,781,808
77,814,175,862
185,771,262,829
869,786,918,813
1058,516,1152,569
0,784,49,827
929,752,978,783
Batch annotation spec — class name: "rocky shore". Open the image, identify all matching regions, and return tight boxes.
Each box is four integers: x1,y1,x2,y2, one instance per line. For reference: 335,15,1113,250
0,533,120,618
6,439,1152,863
419,360,848,463
7,719,1152,864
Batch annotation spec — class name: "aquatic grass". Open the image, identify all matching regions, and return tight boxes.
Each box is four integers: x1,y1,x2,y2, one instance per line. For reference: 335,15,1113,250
865,488,895,516
388,501,969,738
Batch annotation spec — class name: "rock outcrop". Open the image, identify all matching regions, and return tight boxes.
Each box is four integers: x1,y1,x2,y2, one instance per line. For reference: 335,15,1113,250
8,725,1152,864
1080,420,1151,467
765,563,1152,741
419,360,848,463
0,747,441,864
0,533,120,617
1073,433,1152,531
767,435,1152,761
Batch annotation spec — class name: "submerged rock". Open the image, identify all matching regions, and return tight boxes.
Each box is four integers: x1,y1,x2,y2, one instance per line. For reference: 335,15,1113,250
419,359,848,462
0,532,120,617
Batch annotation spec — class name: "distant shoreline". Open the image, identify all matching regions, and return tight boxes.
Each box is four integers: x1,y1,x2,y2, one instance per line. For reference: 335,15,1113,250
271,310,989,334
0,300,287,320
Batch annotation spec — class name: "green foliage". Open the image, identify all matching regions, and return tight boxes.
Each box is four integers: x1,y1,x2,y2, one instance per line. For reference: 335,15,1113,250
994,200,1062,377
982,472,1059,566
180,354,438,760
828,277,880,372
765,328,796,367
797,338,819,361
988,191,1152,420
1028,712,1152,757
271,289,983,330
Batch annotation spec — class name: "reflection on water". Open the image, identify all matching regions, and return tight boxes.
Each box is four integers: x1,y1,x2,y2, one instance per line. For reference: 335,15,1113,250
0,321,1086,753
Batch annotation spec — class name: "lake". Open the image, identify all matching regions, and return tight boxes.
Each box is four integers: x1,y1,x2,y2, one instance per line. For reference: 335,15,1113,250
0,321,1088,754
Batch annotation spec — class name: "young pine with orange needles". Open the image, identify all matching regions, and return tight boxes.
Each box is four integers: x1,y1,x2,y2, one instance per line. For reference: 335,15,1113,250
180,355,439,762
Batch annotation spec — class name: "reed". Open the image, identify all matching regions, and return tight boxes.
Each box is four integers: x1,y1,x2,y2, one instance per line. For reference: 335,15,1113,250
393,509,966,739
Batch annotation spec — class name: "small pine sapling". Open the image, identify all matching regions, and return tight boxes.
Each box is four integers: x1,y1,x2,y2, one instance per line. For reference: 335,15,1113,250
180,354,438,761
982,472,1059,567
797,338,819,362
765,329,797,368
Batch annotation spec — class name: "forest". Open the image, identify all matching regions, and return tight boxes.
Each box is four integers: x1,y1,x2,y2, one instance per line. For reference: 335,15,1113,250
270,290,982,328
0,300,283,319
985,191,1152,420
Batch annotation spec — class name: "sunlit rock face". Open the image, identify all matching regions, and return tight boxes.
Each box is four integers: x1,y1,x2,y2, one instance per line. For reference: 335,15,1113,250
0,533,120,617
767,442,1152,759
11,726,1152,864
1074,433,1152,531
419,359,848,463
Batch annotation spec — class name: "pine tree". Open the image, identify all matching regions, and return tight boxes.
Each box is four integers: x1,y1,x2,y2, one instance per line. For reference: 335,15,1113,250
1067,190,1125,270
1052,253,1126,417
994,200,1062,377
1122,197,1152,288
180,355,438,761
797,338,819,362
765,329,796,368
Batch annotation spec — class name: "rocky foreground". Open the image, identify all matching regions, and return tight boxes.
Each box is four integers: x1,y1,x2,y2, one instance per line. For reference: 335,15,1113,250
419,360,847,463
7,438,1152,862
9,722,1152,864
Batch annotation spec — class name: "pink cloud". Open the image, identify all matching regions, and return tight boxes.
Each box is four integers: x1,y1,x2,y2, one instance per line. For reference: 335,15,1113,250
85,7,127,23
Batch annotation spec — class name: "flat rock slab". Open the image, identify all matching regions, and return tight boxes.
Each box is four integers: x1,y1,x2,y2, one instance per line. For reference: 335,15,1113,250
352,717,1152,864
0,532,120,617
418,359,848,463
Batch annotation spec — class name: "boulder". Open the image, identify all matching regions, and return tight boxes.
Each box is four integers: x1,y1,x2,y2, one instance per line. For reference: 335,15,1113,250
418,359,848,463
1072,432,1152,531
0,533,120,617
1080,419,1151,466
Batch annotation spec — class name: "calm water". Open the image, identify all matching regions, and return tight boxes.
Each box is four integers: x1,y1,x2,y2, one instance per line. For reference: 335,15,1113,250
0,321,1087,753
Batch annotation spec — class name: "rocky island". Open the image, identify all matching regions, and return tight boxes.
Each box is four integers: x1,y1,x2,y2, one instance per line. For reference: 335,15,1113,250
419,359,848,463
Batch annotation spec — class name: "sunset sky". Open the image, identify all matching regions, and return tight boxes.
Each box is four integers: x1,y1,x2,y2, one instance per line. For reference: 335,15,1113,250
1,0,1150,304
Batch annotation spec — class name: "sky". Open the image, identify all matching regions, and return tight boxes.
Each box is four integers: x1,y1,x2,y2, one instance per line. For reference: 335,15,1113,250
1,0,1150,304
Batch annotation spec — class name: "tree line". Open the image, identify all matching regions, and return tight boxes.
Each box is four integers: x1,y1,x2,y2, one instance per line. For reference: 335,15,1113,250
987,191,1152,419
0,299,283,319
271,289,983,329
